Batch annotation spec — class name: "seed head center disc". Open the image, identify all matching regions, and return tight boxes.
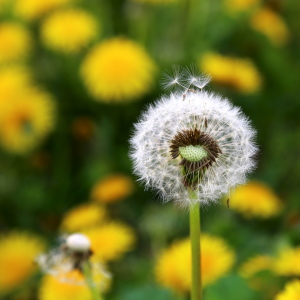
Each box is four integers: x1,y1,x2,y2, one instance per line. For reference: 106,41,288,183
179,145,207,162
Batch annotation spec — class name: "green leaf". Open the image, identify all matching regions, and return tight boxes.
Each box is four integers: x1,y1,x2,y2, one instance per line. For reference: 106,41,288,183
111,284,182,300
205,274,259,300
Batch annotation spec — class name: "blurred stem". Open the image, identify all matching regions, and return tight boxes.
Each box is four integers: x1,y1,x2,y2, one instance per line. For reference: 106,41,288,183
83,262,103,300
127,3,154,47
189,195,201,300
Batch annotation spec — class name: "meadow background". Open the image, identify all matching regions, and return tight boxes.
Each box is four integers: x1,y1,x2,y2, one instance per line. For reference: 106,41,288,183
0,0,299,299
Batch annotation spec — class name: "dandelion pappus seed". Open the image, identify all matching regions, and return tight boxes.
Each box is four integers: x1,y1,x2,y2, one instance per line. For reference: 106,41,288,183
161,65,211,101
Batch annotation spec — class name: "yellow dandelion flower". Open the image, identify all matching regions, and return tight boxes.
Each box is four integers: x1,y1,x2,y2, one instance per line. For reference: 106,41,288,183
240,255,273,278
200,52,262,93
0,88,56,154
60,203,107,233
0,65,32,101
41,9,98,54
224,0,260,13
81,37,156,102
0,231,45,292
230,181,282,218
275,280,300,300
91,174,134,204
14,0,71,21
83,222,135,262
0,23,32,64
273,247,300,276
155,234,235,293
250,7,289,46
38,269,111,300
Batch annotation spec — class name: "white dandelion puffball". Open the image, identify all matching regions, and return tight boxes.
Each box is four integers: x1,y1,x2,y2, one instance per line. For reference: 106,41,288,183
66,233,91,252
130,71,257,207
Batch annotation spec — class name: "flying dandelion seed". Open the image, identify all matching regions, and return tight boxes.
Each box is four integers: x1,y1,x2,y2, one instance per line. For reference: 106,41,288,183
130,66,257,208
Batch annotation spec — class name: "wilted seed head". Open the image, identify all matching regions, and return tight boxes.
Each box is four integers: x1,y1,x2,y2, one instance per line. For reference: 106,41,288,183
37,235,111,290
130,66,257,207
37,234,93,277
66,233,91,253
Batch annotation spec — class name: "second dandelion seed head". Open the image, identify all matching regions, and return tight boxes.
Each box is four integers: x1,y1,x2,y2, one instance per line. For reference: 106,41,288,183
66,233,91,253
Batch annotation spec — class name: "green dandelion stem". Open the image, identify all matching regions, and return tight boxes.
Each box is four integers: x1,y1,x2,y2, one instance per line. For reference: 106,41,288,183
83,262,103,300
189,194,202,300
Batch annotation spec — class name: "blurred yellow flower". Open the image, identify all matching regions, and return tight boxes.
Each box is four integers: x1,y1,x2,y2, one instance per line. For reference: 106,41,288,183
38,269,111,300
91,174,134,204
155,234,235,293
275,280,300,300
60,203,107,233
273,247,300,276
0,22,32,64
41,9,98,54
251,8,289,46
81,37,156,102
200,53,262,93
0,65,32,101
0,88,56,154
14,0,71,20
240,255,273,278
0,232,45,292
230,181,283,218
224,0,260,13
83,222,135,262
240,255,276,292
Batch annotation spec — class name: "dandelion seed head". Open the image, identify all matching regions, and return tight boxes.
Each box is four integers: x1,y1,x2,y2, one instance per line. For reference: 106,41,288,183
37,234,110,288
66,233,90,253
130,67,257,207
